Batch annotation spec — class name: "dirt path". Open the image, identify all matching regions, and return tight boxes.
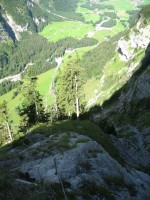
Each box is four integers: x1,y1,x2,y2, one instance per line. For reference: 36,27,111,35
0,63,34,84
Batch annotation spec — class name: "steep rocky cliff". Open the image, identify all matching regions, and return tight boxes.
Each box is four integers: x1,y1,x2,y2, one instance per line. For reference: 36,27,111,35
0,10,15,43
1,130,150,199
91,7,150,177
118,12,150,61
0,0,54,41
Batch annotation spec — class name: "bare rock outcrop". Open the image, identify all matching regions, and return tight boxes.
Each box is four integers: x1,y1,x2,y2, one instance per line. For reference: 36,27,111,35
117,16,150,61
14,132,150,200
5,14,28,40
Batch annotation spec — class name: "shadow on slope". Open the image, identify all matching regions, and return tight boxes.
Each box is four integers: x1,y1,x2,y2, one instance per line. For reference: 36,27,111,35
0,119,125,165
0,42,149,200
0,12,16,41
0,120,121,200
81,42,150,134
0,43,150,165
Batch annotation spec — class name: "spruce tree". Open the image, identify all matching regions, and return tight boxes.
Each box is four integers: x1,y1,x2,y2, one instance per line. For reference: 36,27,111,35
19,77,49,131
56,57,85,119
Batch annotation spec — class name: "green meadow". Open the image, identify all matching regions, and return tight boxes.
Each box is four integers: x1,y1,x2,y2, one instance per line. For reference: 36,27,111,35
40,0,148,44
92,30,116,42
77,4,100,23
61,45,96,68
40,21,94,42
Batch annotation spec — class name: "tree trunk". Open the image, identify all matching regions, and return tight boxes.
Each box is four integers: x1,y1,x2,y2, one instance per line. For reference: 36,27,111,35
68,111,71,118
6,121,12,142
55,101,59,120
75,75,79,119
34,93,39,116
45,94,48,112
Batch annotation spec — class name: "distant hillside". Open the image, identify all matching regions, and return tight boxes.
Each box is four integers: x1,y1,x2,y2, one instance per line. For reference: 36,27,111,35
0,0,148,42
0,0,81,41
49,0,79,11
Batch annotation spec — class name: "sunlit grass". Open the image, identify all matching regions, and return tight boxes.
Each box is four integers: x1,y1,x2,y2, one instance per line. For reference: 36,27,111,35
40,21,94,42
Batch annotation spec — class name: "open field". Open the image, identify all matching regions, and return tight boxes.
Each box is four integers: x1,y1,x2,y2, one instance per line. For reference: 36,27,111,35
92,29,115,42
103,0,134,11
61,45,96,68
40,21,94,42
40,0,148,44
77,3,100,23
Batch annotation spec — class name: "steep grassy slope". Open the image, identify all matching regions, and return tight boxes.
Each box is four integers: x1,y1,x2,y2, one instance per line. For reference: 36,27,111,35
0,2,149,135
0,43,96,129
77,5,150,108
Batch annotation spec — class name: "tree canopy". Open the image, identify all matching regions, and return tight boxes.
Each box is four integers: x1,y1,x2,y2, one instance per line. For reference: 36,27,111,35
56,56,85,119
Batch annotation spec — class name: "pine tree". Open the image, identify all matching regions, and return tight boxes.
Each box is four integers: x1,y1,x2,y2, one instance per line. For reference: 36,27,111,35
56,56,85,119
19,77,49,131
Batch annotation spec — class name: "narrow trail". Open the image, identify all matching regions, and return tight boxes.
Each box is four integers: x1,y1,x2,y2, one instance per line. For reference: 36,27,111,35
86,94,101,108
44,49,77,110
46,9,82,23
46,9,71,21
87,17,110,37
44,42,100,110
96,16,110,30
0,63,34,84
39,4,83,24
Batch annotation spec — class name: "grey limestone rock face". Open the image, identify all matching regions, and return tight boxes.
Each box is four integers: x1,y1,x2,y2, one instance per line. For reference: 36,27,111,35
133,66,150,100
5,14,28,40
117,16,150,62
18,132,150,200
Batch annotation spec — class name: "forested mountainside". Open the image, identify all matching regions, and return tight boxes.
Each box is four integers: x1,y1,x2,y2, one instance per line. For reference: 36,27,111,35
0,0,147,93
0,0,82,36
0,0,147,42
0,2,150,200
0,0,84,42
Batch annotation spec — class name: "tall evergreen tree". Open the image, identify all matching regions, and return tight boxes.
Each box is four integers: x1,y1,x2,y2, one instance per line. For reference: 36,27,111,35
56,56,85,119
19,77,49,131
